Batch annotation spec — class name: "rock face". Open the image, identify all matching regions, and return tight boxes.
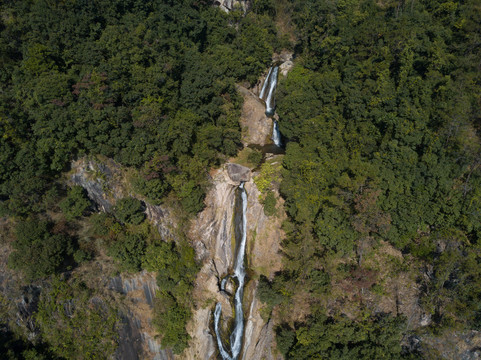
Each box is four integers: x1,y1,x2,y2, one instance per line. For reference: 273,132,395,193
71,158,176,240
186,167,283,360
71,157,124,212
242,283,278,360
70,157,177,360
237,85,274,146
421,330,481,359
109,271,174,360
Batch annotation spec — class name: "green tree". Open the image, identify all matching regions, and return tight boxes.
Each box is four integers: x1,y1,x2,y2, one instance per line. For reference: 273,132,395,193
59,185,91,220
36,277,119,359
262,191,277,216
113,197,145,225
108,233,146,272
8,220,73,280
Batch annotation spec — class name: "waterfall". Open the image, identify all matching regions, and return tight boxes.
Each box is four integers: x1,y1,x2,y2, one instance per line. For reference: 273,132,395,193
259,66,278,117
259,67,273,100
272,120,281,147
214,182,248,360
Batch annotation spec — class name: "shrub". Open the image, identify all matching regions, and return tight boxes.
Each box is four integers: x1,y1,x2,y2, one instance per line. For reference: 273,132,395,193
262,191,277,216
247,149,263,168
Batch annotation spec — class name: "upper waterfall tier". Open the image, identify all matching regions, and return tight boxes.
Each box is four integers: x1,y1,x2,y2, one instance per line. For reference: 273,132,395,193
259,66,278,117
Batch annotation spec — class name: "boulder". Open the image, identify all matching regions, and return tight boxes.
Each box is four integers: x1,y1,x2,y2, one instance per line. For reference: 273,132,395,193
226,163,251,183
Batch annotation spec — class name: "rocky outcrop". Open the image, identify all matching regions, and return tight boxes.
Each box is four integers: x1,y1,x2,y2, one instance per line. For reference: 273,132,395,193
226,163,251,183
71,157,176,241
242,282,280,360
186,167,283,359
213,0,250,13
144,203,176,242
421,330,481,359
273,51,294,77
71,157,124,212
108,271,174,360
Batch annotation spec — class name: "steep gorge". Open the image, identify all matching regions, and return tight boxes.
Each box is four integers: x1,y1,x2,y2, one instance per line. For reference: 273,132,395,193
185,58,291,359
63,56,292,359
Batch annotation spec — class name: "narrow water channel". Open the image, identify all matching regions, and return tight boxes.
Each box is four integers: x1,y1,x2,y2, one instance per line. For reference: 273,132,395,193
214,183,248,360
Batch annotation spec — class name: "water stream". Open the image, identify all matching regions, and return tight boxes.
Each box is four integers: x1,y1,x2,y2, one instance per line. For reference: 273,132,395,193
272,120,282,147
214,183,248,360
259,66,283,148
213,64,282,359
259,66,279,117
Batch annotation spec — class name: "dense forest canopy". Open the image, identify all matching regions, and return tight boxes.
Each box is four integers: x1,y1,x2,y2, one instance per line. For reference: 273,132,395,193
0,0,281,217
269,0,481,357
0,0,279,357
1,0,481,358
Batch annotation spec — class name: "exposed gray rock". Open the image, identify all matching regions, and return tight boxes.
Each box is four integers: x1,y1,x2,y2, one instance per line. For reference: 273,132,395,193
421,330,481,360
274,51,294,77
226,163,251,183
71,158,123,212
213,0,250,13
71,158,177,242
144,203,176,241
116,311,141,360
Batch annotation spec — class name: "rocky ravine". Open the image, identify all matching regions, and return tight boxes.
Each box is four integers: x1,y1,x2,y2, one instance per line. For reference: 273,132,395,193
185,164,283,360
70,157,175,360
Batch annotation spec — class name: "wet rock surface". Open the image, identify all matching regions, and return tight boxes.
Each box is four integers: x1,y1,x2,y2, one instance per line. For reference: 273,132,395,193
186,167,283,360
273,51,294,77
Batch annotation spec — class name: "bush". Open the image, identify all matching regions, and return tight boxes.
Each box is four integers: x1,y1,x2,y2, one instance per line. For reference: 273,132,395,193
307,268,330,294
153,293,191,354
113,197,145,225
276,326,296,357
247,149,263,168
36,277,119,359
262,191,277,216
131,175,169,206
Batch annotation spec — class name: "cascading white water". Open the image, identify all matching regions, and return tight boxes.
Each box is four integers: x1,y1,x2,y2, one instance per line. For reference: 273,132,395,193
261,66,279,117
214,182,248,360
259,66,279,117
272,120,281,147
259,67,273,100
265,67,278,117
